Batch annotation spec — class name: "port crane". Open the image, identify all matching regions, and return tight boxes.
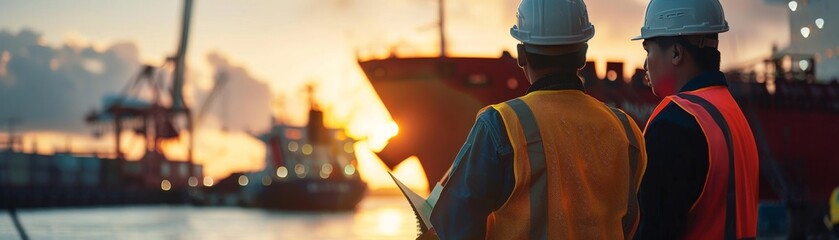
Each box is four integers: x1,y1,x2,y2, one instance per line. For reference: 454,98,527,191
84,0,220,190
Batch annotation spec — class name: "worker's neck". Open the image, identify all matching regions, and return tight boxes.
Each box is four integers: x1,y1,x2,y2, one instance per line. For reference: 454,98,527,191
528,68,579,84
673,65,702,93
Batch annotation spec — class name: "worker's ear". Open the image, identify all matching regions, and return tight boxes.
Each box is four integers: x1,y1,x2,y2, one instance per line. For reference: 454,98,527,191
517,44,528,67
672,43,684,66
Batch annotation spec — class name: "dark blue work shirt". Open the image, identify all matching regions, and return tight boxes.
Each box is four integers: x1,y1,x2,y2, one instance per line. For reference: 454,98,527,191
634,71,728,239
429,73,584,239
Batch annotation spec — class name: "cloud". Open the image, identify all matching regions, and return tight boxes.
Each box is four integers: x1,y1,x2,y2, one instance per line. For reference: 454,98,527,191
198,52,272,133
0,28,272,134
0,29,274,179
0,28,139,134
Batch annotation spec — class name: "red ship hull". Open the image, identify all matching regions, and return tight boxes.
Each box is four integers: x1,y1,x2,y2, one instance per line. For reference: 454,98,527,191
359,54,528,188
358,55,839,206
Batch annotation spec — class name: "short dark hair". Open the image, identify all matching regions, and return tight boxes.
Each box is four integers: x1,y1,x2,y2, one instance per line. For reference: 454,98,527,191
525,49,587,71
649,34,721,71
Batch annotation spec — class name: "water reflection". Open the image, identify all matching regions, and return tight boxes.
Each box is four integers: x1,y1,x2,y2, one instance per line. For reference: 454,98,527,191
0,195,417,240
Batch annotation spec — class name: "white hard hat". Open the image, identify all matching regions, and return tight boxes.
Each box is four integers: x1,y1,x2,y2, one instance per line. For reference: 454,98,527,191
632,0,729,41
510,0,595,46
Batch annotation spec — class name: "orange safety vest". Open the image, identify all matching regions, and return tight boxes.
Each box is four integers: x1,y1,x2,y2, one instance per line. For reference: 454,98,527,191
644,86,759,239
486,90,646,239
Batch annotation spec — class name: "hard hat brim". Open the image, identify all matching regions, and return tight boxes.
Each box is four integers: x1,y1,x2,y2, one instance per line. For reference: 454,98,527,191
631,35,644,41
523,43,586,56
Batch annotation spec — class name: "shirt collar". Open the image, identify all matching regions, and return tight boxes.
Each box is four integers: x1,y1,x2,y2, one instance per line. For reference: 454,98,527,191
527,72,585,93
679,70,728,92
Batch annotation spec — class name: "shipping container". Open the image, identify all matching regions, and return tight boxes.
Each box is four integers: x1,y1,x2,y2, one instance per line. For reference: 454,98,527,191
55,154,80,187
79,156,102,187
31,154,52,186
8,152,31,187
124,161,141,175
100,159,122,187
0,152,8,185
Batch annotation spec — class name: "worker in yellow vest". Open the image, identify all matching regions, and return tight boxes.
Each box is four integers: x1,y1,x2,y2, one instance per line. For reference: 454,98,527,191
631,0,760,239
427,0,647,238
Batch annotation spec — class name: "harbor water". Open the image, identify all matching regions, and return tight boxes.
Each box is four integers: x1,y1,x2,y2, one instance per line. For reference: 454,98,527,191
0,195,418,240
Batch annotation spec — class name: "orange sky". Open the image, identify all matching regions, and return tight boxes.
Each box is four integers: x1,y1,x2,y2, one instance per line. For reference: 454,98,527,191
0,0,791,191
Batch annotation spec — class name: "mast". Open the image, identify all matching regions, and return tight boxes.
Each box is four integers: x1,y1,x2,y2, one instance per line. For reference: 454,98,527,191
438,0,446,58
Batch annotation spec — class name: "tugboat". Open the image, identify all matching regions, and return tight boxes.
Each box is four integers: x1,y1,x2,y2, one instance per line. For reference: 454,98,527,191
240,86,367,211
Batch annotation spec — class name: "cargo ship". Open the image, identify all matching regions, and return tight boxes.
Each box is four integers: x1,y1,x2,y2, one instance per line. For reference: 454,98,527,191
234,88,367,211
358,0,839,237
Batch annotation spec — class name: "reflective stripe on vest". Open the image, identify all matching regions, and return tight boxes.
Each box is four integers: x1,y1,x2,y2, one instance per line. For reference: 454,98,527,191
487,90,645,239
507,99,549,240
608,107,642,239
644,86,758,239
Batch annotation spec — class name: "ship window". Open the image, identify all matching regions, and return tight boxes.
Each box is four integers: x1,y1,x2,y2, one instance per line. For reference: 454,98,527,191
344,165,356,176
238,175,249,186
161,179,171,191
344,142,354,153
179,163,188,178
285,129,301,140
188,176,198,187
277,166,288,178
294,164,306,178
262,176,272,186
302,144,313,155
161,162,171,177
203,176,214,187
320,163,333,179
465,74,490,86
288,141,299,152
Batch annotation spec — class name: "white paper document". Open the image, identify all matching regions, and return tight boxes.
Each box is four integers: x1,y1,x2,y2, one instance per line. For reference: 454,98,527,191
388,171,443,232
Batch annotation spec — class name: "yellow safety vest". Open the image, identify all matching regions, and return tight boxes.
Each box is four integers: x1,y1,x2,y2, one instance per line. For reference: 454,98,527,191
485,90,646,239
831,187,839,225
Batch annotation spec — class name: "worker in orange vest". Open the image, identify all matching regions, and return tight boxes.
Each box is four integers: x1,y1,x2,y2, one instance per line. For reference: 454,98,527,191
426,0,647,239
631,0,760,239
